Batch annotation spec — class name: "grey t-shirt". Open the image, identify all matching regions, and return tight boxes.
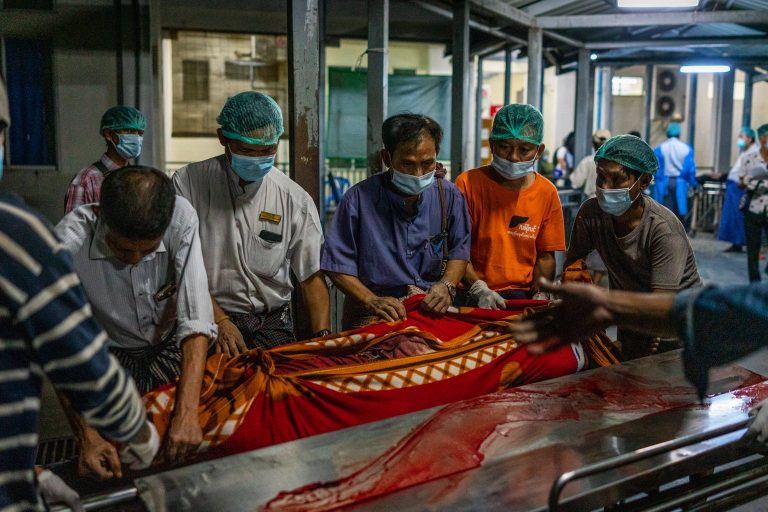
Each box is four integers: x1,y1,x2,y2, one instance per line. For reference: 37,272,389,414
567,195,701,292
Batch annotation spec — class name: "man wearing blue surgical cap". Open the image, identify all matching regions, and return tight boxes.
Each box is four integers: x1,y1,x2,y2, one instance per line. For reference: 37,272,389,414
652,122,698,227
173,92,330,355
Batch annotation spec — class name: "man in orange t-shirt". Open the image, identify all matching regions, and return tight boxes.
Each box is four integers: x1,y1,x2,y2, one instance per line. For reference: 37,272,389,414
456,104,565,307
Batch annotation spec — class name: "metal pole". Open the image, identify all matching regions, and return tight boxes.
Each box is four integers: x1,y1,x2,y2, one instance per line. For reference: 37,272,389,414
504,44,512,105
643,64,653,142
366,0,388,175
475,56,484,167
527,27,543,109
599,66,613,131
743,69,754,129
687,73,697,149
713,70,735,173
574,48,594,164
451,0,470,179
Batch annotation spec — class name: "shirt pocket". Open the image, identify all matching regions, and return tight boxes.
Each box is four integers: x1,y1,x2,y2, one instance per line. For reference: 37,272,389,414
246,233,287,278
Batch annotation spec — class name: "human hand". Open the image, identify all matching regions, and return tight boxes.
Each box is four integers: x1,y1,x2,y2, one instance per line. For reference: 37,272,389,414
421,282,453,314
468,280,506,310
215,319,248,357
78,432,122,480
365,296,407,322
531,291,551,301
120,420,160,471
38,469,83,512
163,410,203,464
505,279,614,353
744,399,768,445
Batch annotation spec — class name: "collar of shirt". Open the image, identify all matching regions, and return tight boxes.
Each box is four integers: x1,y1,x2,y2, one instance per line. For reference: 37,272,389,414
100,152,123,171
225,156,269,199
381,172,428,217
88,218,167,261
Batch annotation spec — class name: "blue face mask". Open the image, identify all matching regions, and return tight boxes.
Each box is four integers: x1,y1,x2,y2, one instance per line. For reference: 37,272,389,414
596,179,641,217
491,150,540,181
230,152,275,182
114,134,143,160
0,144,4,181
737,138,746,150
391,168,436,196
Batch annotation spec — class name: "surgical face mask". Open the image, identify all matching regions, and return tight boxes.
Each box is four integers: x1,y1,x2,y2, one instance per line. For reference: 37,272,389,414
737,138,746,150
114,134,143,160
491,150,540,181
596,179,641,217
391,168,435,196
230,151,275,182
0,144,4,181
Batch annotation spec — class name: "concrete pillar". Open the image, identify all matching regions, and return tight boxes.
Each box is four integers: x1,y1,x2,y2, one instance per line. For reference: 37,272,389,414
527,27,543,110
288,0,322,205
451,0,470,178
574,48,594,164
366,0,388,175
115,0,156,166
713,70,735,173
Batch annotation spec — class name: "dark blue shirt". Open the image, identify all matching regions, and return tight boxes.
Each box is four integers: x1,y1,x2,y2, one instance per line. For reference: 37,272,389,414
0,193,146,511
321,172,471,296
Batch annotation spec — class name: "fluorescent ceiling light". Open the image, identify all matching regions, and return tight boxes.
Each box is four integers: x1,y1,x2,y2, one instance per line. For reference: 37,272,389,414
680,65,731,73
618,0,698,7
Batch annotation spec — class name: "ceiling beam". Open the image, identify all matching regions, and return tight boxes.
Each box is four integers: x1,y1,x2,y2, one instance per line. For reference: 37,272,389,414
586,36,768,49
469,0,536,27
523,0,581,16
592,56,768,65
538,10,768,29
412,0,527,45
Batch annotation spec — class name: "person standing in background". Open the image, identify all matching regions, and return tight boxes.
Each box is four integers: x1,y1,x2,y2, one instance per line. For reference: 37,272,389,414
718,127,757,253
652,122,698,227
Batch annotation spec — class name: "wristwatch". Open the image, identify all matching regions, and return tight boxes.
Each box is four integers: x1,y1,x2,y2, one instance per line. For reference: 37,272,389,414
313,329,332,338
439,279,457,299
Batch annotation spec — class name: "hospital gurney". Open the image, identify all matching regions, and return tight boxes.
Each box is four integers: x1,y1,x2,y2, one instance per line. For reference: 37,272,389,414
57,350,768,512
689,181,726,236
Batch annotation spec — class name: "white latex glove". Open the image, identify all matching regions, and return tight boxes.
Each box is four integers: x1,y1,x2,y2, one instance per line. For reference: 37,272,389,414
120,420,160,471
38,469,83,512
745,399,768,444
469,280,507,310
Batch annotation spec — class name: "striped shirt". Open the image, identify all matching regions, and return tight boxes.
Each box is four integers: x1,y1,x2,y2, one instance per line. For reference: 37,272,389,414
64,153,121,214
54,197,216,350
0,193,146,512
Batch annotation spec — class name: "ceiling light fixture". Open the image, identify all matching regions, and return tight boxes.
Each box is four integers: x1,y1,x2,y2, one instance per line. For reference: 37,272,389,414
680,64,731,73
617,0,698,7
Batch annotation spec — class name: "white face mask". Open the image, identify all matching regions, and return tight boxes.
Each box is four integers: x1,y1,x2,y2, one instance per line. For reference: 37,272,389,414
390,168,436,195
491,147,541,181
595,179,642,216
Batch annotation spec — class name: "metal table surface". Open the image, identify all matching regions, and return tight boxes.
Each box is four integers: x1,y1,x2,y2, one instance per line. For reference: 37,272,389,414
134,350,768,511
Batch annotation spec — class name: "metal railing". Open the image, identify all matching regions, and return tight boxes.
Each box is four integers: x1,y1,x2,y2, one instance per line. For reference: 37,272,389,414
548,419,766,512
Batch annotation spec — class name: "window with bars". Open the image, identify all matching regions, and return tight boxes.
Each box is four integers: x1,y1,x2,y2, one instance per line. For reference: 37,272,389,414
182,59,210,102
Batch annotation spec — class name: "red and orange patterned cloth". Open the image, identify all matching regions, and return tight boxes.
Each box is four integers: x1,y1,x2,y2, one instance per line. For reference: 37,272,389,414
143,296,597,461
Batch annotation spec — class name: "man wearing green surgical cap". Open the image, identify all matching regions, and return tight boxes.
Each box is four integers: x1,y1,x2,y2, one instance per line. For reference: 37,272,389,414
565,134,701,360
174,91,330,355
456,103,565,308
65,105,146,213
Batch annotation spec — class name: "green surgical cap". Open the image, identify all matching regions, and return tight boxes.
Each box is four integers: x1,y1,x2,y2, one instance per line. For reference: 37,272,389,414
741,127,757,141
666,122,682,138
758,124,768,137
100,106,146,133
490,103,543,145
218,91,284,145
594,134,659,175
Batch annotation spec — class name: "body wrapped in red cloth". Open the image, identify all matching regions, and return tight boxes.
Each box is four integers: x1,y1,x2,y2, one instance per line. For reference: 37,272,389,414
143,297,584,460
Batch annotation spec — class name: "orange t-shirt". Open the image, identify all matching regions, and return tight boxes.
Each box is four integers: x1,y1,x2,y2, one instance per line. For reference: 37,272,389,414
455,167,566,291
